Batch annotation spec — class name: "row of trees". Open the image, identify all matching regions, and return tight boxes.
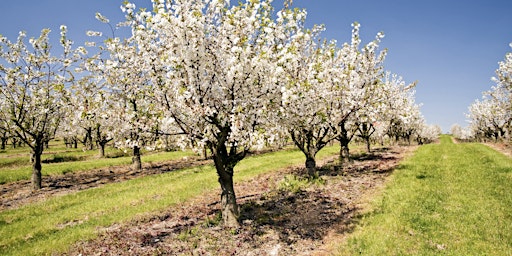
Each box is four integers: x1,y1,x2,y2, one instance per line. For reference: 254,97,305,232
0,0,437,226
454,42,512,141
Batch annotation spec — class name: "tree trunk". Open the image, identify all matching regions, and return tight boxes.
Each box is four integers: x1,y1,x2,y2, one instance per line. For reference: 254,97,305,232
340,140,351,163
338,121,353,164
305,155,316,177
365,138,371,153
31,141,44,190
132,146,142,170
210,141,241,228
0,137,6,150
98,141,106,158
85,127,93,150
338,135,351,164
217,165,239,228
203,145,208,160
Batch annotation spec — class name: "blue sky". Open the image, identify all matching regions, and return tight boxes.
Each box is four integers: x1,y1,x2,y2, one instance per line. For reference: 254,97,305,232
1,0,511,132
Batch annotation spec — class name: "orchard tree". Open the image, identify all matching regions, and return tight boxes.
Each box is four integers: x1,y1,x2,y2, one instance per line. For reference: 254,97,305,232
331,22,387,163
128,0,285,226
0,108,11,149
276,7,340,176
493,43,512,91
451,124,473,141
467,42,512,141
378,72,419,144
63,74,116,157
352,82,388,153
83,11,163,169
467,95,509,141
101,36,161,170
0,27,74,189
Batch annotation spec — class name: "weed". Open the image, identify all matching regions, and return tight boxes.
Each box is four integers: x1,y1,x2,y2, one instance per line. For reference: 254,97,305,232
177,227,199,241
278,174,325,194
204,212,222,227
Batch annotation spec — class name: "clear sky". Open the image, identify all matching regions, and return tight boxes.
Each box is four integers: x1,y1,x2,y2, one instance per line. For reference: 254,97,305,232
1,0,511,132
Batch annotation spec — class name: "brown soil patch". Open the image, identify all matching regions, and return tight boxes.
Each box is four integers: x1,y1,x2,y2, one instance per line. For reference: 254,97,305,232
68,146,415,256
485,142,512,158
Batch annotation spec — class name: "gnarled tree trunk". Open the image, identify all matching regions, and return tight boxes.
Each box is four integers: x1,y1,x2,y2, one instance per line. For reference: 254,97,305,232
209,133,245,228
217,164,239,227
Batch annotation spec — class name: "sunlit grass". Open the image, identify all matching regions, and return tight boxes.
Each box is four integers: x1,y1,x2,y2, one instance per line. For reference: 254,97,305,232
338,135,512,255
0,150,197,184
0,145,341,255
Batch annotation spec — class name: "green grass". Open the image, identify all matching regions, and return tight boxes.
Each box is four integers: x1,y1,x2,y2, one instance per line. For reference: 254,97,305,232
338,135,512,255
0,145,340,256
0,150,197,184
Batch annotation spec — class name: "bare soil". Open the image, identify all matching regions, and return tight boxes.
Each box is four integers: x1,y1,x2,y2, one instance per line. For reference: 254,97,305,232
65,146,415,256
484,141,512,158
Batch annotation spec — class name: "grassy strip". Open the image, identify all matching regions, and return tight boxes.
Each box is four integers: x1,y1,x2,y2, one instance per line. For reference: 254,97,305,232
0,150,197,184
338,135,512,255
0,141,77,157
0,146,340,255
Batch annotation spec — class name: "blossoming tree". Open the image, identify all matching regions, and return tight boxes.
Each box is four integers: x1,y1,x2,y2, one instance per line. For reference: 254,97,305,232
467,43,512,141
127,0,286,226
331,23,387,163
0,27,75,189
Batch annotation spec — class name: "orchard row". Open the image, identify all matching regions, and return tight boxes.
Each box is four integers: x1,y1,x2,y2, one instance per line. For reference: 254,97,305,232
452,43,512,141
0,0,438,226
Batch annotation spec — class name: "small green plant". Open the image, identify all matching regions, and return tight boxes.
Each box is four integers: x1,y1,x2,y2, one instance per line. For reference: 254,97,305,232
203,212,222,227
278,174,325,193
177,227,199,241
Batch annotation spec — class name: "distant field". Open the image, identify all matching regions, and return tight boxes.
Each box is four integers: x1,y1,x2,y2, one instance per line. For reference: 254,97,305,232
0,141,197,184
338,135,512,255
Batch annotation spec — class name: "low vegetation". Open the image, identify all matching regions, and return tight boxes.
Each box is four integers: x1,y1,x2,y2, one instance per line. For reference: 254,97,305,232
339,135,512,255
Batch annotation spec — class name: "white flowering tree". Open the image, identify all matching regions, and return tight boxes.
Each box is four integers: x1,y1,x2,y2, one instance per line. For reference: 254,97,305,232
0,109,10,149
415,123,440,144
80,11,163,169
127,0,285,227
377,72,421,144
467,94,509,141
276,6,342,176
352,82,388,153
0,27,74,189
451,123,473,140
493,43,512,91
63,73,116,157
467,42,512,141
330,23,387,162
100,35,162,169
